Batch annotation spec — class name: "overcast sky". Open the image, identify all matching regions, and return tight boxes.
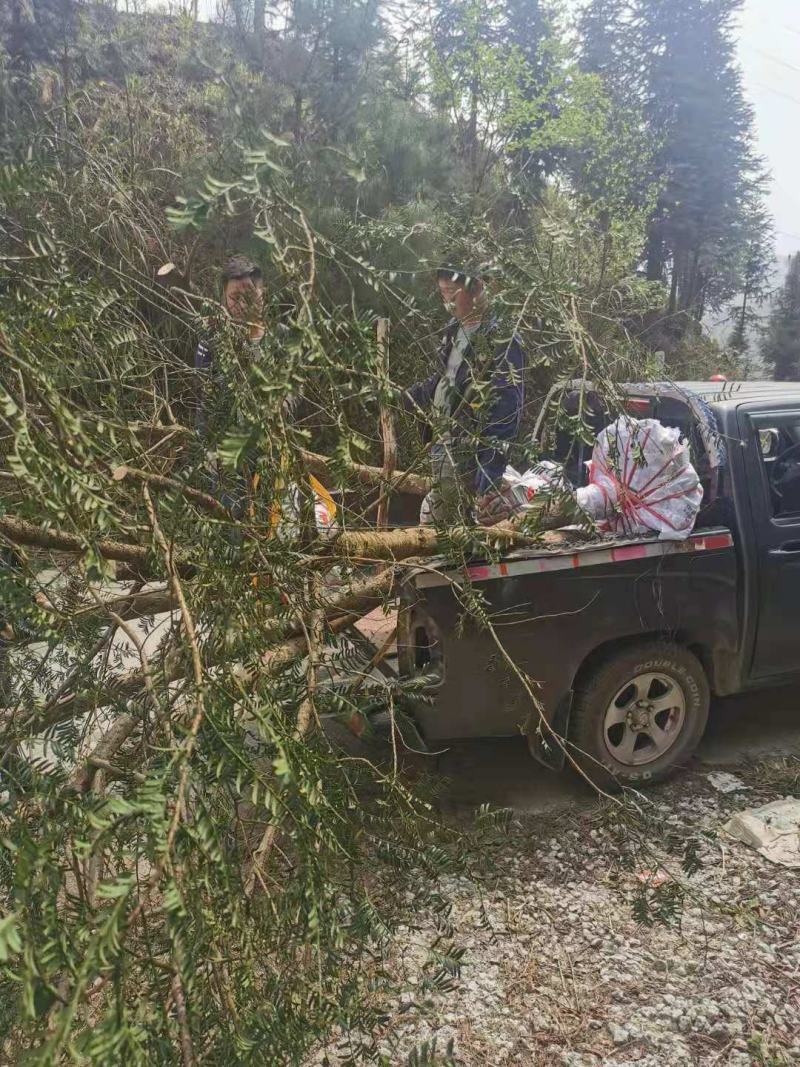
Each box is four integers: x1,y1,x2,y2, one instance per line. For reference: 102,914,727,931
737,0,800,258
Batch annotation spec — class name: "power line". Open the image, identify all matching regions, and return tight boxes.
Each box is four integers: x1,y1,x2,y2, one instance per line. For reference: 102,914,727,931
748,46,800,76
751,81,800,107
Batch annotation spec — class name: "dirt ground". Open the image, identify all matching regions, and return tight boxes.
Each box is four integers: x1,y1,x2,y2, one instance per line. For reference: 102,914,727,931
316,690,800,1066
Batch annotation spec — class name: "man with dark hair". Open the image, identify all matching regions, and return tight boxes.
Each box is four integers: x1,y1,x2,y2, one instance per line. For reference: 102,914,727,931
195,254,265,383
194,255,266,518
404,263,526,526
193,255,336,534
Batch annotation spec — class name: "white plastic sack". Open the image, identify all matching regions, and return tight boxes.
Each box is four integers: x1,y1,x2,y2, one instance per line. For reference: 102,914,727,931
575,416,703,541
724,798,800,869
501,461,571,508
419,460,570,523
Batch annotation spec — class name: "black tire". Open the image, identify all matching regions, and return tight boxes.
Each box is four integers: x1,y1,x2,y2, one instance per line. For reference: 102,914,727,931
569,641,709,790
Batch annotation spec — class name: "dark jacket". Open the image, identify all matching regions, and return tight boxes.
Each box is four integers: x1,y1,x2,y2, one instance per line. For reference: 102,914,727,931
194,336,258,440
404,317,525,494
194,338,217,440
195,334,299,444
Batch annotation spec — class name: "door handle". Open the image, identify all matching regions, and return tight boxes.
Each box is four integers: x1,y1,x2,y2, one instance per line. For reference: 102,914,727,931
770,540,800,556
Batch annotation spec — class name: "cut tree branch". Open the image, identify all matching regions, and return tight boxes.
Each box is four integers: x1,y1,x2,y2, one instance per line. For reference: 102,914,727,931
123,421,430,497
0,515,151,565
112,465,228,517
318,520,545,562
299,449,429,497
375,318,397,529
1,569,395,741
72,587,177,623
67,712,139,794
245,576,325,897
0,515,193,576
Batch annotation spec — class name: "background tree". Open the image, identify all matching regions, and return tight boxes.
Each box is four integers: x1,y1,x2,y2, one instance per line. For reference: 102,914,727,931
499,0,562,195
725,194,775,373
577,0,771,361
634,0,764,315
762,254,800,380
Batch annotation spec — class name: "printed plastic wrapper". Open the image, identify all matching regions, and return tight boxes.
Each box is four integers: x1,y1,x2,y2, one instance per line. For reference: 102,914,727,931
419,460,570,523
501,461,571,508
313,491,337,533
275,480,338,538
575,417,703,541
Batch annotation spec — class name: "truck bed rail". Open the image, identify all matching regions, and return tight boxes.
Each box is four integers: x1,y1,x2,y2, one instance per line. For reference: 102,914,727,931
413,528,734,589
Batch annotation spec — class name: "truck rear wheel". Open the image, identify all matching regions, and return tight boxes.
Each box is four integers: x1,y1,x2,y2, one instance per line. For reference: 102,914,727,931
569,641,709,789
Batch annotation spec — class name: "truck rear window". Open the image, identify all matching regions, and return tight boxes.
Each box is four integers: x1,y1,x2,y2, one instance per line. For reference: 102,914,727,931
548,390,711,501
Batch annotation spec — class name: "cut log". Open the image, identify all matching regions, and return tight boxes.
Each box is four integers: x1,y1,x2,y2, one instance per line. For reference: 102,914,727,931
0,516,195,576
72,587,177,622
0,516,153,566
323,519,559,562
1,505,571,579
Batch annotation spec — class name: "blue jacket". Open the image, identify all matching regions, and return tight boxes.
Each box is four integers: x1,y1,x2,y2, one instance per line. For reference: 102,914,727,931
404,317,525,494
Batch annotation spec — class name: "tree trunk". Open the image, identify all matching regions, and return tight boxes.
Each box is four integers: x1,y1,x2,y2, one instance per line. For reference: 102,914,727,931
738,285,750,343
684,247,701,317
229,0,246,34
11,0,35,28
645,222,665,283
253,0,266,64
375,319,396,530
668,257,679,315
467,76,479,192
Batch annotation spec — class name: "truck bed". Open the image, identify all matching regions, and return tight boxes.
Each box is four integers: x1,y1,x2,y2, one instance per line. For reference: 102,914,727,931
398,527,739,762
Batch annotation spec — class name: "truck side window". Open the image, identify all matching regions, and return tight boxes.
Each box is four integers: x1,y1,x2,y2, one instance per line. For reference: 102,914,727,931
753,418,800,518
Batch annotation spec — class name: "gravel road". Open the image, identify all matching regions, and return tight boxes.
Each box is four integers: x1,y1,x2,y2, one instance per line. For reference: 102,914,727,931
310,689,800,1067
367,756,800,1066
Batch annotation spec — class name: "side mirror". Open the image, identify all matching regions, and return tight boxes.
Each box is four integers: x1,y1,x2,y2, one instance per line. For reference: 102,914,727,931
759,429,779,458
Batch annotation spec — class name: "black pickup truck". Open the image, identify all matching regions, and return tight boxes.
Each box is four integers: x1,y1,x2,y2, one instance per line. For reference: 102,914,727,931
397,380,800,787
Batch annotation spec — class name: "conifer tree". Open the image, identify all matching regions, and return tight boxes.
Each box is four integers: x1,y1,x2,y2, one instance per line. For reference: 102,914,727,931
578,0,772,345
633,0,766,320
762,254,800,381
726,195,774,367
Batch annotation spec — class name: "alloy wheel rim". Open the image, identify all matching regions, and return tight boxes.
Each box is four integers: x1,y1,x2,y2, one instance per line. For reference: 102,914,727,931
602,672,686,767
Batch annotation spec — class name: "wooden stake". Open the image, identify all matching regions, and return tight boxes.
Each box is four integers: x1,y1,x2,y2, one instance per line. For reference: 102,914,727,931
375,318,396,529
